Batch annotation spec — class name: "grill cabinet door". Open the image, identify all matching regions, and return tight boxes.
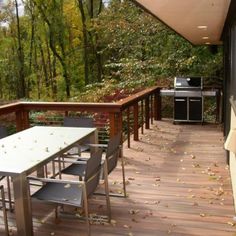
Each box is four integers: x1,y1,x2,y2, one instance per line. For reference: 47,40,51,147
174,97,187,120
189,97,202,121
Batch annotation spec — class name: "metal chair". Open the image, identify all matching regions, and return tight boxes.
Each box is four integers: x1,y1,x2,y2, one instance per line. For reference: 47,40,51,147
50,116,95,178
61,132,127,197
63,116,95,154
0,126,13,211
29,149,110,236
0,183,9,236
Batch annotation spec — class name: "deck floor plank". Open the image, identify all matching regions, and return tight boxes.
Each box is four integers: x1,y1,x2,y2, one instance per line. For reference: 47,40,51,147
0,119,235,236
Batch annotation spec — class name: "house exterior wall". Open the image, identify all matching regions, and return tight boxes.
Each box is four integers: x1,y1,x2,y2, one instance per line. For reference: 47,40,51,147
229,107,236,214
223,1,236,215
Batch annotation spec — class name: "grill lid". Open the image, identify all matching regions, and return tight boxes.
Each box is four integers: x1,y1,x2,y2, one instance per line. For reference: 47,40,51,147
174,77,202,90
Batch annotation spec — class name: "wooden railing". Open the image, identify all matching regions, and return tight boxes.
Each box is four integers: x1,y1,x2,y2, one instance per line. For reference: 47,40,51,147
0,86,162,147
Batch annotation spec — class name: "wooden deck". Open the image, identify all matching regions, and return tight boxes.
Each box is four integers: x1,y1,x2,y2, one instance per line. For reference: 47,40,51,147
1,119,235,236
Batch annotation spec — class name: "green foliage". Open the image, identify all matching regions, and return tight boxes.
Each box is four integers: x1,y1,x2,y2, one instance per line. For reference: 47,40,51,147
0,0,223,102
93,0,223,92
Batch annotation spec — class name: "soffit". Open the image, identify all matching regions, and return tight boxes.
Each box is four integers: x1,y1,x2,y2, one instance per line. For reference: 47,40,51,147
135,0,231,45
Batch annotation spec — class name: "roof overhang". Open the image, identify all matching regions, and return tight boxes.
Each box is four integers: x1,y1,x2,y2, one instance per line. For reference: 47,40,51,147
134,0,231,45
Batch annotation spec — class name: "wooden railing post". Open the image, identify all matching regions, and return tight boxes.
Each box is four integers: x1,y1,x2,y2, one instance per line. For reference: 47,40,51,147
16,110,30,131
145,97,150,129
23,111,30,129
150,95,154,125
15,111,22,131
127,108,131,148
154,88,162,121
133,102,139,141
141,100,144,134
109,112,123,138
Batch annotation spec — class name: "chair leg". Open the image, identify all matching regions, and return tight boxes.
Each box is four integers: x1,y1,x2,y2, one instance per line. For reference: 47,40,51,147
120,150,127,198
83,185,91,236
0,185,9,236
103,161,111,222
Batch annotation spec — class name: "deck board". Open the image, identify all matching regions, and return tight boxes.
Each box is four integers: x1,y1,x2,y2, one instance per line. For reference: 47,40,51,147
1,119,235,236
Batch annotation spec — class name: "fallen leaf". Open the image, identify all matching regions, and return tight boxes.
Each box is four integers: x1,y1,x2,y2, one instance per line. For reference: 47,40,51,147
128,177,135,181
123,224,131,229
227,222,236,227
214,187,224,196
192,163,200,168
129,209,140,215
110,219,117,226
64,184,71,188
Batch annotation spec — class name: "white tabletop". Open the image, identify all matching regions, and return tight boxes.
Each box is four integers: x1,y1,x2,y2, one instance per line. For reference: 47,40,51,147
0,126,96,176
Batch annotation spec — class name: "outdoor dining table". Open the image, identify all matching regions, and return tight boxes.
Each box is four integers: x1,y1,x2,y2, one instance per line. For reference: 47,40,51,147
0,126,97,236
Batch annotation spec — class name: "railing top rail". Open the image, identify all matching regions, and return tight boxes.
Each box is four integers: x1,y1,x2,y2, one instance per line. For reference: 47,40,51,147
117,86,161,110
0,102,22,115
20,101,121,113
0,86,162,114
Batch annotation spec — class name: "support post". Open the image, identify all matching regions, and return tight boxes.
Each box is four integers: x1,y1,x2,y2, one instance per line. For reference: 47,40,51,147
133,103,139,141
145,97,150,129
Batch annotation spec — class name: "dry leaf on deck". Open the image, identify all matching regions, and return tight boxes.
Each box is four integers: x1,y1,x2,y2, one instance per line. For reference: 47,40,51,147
227,221,236,227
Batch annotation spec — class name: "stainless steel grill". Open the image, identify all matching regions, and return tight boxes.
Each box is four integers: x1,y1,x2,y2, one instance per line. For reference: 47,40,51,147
174,77,203,123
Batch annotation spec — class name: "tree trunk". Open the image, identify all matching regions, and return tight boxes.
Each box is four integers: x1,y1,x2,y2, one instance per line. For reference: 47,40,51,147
15,0,26,98
39,38,50,96
78,0,89,85
33,0,70,98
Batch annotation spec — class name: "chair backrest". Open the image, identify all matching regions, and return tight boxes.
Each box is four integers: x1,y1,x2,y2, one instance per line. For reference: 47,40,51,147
0,126,7,139
106,132,121,175
63,117,94,128
85,149,103,197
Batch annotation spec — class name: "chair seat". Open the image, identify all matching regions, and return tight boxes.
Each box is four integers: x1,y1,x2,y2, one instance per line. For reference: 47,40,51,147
61,163,86,176
32,182,83,207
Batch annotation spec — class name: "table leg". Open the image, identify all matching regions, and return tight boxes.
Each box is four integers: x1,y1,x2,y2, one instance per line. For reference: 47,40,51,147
13,174,33,236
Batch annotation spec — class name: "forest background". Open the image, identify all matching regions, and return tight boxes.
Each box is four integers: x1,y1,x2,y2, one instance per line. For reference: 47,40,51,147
0,0,223,103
